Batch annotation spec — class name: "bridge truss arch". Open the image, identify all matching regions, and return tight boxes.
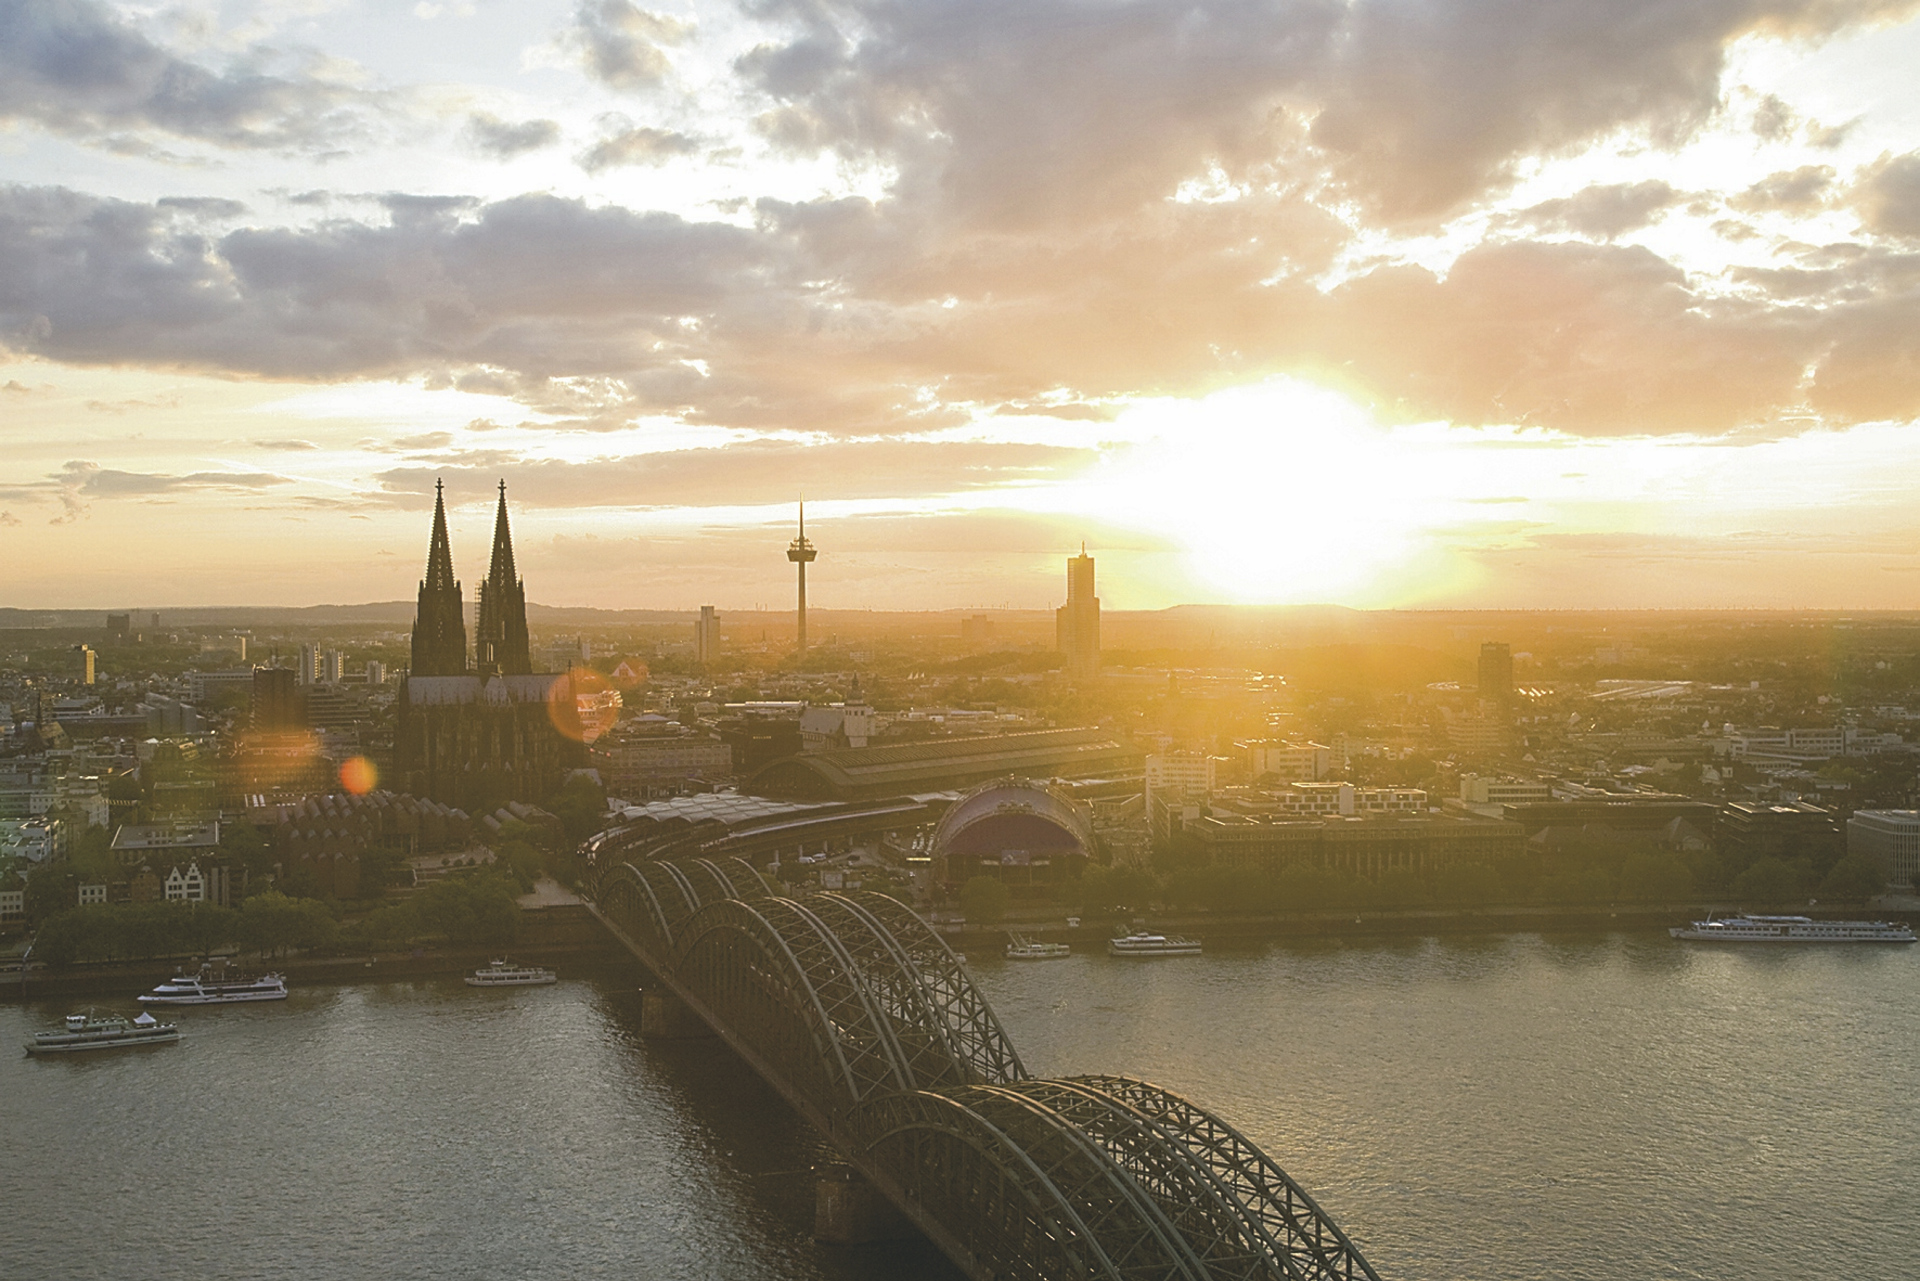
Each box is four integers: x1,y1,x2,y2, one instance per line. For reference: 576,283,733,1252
585,846,1382,1281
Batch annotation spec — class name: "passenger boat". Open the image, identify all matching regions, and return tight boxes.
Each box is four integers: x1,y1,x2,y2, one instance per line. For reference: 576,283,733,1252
1005,933,1071,960
465,960,559,987
1670,913,1917,943
1107,931,1202,957
139,966,288,1005
26,1011,180,1055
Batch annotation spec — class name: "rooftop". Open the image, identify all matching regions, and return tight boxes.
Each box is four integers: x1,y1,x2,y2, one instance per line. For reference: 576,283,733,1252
745,727,1144,801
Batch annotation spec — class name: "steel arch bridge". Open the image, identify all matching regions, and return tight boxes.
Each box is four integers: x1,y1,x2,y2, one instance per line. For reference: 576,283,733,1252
590,854,1383,1281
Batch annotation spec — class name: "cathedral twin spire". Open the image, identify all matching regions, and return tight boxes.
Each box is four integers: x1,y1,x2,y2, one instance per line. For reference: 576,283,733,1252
410,480,468,677
475,480,531,676
408,479,531,678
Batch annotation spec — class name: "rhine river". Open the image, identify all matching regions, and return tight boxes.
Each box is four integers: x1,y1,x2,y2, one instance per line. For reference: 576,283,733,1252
3,931,1916,1281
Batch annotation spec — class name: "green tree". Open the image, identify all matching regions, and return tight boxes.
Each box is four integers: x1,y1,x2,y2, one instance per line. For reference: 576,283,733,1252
356,843,407,899
32,901,236,965
1817,854,1886,904
497,838,543,889
219,822,275,885
960,875,1009,925
377,873,523,947
1432,863,1502,906
1618,851,1695,903
23,863,79,924
240,891,337,958
546,773,609,843
1732,856,1803,905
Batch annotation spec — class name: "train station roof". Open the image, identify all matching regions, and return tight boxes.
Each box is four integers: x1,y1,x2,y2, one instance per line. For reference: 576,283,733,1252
745,727,1143,802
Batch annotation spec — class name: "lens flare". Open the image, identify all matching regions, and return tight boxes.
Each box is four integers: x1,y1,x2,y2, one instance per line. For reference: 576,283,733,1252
548,665,621,743
340,755,378,795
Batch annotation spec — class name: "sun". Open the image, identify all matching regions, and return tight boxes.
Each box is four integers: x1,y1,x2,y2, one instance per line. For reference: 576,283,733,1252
1065,379,1470,604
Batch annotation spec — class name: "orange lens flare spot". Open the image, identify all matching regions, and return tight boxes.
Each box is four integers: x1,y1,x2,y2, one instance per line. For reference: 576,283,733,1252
548,665,621,744
340,755,379,795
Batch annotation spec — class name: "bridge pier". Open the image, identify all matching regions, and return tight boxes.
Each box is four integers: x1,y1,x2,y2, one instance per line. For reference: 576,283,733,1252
640,988,714,1039
813,1165,913,1244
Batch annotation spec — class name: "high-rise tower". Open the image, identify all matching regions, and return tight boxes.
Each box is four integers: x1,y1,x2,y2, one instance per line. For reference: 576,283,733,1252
1056,543,1100,676
787,498,818,655
475,480,532,676
410,479,468,677
695,605,719,664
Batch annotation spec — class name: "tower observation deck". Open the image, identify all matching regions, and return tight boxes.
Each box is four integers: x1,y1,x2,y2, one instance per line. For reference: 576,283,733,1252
787,499,818,655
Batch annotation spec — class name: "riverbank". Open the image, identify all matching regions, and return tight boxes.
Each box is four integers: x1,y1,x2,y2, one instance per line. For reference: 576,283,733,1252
0,905,644,1002
931,899,1920,951
11,895,1915,1001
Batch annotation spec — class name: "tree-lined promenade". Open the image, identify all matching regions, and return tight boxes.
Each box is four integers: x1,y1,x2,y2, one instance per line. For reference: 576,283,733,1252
26,873,527,968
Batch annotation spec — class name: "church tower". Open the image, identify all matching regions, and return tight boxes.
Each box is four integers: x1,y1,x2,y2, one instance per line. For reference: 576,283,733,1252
475,480,532,676
409,480,468,676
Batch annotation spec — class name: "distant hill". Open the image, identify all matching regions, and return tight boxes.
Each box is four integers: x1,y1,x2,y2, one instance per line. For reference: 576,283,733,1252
0,604,706,629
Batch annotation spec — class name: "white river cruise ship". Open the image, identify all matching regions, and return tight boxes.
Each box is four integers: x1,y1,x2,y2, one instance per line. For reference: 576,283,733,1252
1670,914,1916,943
466,960,559,987
139,967,289,1004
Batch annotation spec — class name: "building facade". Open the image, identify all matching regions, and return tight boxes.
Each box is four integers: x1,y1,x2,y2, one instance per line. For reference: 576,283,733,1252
1847,809,1920,889
1458,775,1553,806
1478,642,1513,702
1240,739,1331,783
592,725,733,800
695,605,719,664
395,482,581,809
1717,801,1845,871
1191,811,1524,877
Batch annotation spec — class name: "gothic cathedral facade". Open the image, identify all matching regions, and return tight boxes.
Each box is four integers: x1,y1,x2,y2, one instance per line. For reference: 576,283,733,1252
395,482,582,811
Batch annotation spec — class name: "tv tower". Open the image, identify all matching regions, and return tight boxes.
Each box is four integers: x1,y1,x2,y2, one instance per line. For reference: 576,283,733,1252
787,497,818,654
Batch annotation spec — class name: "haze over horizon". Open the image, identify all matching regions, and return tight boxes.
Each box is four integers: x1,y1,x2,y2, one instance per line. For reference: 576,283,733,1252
5,1,1920,612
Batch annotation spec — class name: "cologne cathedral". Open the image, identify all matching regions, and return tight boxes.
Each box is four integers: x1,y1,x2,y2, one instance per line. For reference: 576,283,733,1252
394,482,582,810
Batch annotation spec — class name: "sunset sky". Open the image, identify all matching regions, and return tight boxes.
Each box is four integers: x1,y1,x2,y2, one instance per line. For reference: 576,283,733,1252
4,0,1920,612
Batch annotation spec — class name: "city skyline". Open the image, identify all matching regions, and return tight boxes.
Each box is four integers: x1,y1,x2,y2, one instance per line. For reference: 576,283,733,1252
4,3,1920,611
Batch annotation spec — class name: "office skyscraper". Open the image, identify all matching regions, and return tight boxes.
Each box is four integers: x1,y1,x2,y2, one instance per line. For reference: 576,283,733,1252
695,605,719,664
1478,642,1513,702
1056,545,1100,676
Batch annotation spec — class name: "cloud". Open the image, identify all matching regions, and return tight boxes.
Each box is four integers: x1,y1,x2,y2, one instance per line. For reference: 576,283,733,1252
376,437,1094,509
0,182,769,381
465,113,561,158
738,0,1340,232
738,0,1920,230
0,459,294,523
67,463,291,495
571,0,691,91
1857,151,1920,238
1512,181,1681,239
1312,240,1813,434
1730,165,1835,213
1751,93,1799,142
254,438,319,450
579,120,700,171
385,431,457,451
1,160,1915,442
155,196,248,219
0,0,387,153
1310,0,1919,221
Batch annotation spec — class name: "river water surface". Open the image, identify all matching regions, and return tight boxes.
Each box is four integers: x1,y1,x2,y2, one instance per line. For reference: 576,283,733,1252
3,931,1915,1281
